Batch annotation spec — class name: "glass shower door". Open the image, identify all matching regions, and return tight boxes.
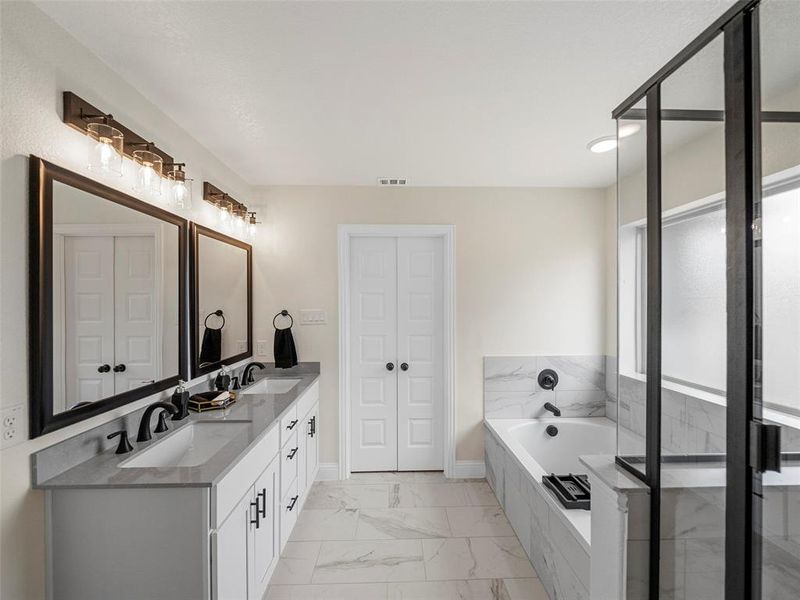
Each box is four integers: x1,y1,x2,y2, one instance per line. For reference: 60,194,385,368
756,1,800,597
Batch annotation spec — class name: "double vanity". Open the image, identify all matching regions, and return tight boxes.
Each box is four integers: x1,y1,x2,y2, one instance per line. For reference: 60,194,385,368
34,369,320,600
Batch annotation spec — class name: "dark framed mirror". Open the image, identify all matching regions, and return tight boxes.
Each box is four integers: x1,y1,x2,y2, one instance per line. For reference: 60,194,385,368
29,156,188,438
189,223,252,377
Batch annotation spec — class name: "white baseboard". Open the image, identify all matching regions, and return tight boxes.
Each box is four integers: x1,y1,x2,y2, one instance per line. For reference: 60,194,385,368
452,460,486,479
316,463,340,481
315,461,485,481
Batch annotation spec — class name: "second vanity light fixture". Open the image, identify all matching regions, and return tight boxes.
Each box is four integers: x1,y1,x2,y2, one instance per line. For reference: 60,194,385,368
63,91,191,210
203,182,258,240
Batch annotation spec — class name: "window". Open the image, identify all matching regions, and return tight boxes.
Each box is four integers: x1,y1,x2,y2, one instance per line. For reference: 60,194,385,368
628,176,800,415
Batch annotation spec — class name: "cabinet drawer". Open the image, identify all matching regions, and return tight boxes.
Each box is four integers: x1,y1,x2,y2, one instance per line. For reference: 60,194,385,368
296,380,319,420
281,431,299,494
280,406,299,445
280,479,300,550
213,424,279,528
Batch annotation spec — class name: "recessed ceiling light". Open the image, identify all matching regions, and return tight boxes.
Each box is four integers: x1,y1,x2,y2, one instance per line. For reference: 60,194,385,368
587,136,617,153
618,123,641,138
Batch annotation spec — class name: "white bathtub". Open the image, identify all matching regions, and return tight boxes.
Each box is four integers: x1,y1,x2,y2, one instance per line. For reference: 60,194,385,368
484,417,616,549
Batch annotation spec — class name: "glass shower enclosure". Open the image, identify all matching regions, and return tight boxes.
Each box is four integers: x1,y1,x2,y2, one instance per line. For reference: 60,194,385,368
613,1,800,597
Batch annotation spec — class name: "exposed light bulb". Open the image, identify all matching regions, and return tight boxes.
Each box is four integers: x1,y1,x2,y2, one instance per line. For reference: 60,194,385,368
173,181,188,208
96,138,114,169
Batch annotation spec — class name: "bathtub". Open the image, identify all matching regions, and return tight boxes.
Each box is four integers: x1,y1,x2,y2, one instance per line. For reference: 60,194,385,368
483,417,616,598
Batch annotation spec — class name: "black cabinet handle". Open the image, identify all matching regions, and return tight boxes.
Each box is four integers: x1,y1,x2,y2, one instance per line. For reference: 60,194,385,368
287,447,299,460
386,362,395,371
400,362,409,371
113,364,126,373
308,415,316,438
286,495,299,511
286,419,298,430
97,364,111,373
258,488,267,518
250,500,260,528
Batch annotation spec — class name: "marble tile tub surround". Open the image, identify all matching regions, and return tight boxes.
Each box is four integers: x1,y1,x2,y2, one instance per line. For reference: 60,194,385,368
267,471,548,600
484,355,609,419
617,373,800,456
484,425,591,600
32,362,319,486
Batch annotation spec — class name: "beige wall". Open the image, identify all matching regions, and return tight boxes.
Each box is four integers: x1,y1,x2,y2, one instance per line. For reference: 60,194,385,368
0,4,253,599
250,185,609,464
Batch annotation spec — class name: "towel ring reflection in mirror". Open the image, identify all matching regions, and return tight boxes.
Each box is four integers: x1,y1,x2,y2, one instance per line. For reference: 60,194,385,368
273,309,293,330
204,309,225,330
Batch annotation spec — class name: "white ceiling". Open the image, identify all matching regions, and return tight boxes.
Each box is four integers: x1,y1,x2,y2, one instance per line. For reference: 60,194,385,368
37,0,738,188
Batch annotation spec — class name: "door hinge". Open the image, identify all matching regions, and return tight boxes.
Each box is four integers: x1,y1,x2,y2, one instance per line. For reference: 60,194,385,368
750,421,781,473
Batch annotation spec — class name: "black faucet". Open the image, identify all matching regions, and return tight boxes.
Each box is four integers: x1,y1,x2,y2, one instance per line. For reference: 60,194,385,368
137,402,179,442
241,362,266,386
543,402,561,417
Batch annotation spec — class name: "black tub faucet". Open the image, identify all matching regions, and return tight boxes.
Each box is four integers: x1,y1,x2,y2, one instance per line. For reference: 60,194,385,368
242,362,266,385
543,402,561,417
137,402,179,442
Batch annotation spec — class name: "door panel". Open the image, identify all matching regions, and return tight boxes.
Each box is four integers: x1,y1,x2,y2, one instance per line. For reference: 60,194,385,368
214,489,252,600
251,460,278,600
114,236,159,391
397,237,444,470
64,236,115,408
350,237,398,471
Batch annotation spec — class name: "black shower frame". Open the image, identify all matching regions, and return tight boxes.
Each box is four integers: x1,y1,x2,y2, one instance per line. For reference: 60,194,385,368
611,1,800,598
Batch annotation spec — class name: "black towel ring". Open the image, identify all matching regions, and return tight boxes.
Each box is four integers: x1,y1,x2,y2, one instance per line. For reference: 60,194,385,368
273,309,293,330
204,309,225,330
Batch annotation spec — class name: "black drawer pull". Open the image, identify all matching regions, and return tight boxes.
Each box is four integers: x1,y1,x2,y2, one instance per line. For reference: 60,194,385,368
258,488,267,518
286,495,299,511
286,419,298,430
250,500,261,528
287,447,299,460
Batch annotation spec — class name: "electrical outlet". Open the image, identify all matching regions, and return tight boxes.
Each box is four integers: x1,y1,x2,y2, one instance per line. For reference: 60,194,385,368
256,341,268,356
1,404,24,449
300,309,327,325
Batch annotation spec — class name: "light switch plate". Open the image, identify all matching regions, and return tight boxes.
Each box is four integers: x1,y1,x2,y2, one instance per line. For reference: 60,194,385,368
1,404,24,449
256,341,268,356
300,309,326,325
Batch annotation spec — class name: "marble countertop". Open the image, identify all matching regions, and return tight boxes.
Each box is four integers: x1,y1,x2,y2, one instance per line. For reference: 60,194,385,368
34,371,319,489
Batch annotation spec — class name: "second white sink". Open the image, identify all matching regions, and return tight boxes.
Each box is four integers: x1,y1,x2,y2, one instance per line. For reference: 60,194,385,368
240,378,301,395
120,421,250,468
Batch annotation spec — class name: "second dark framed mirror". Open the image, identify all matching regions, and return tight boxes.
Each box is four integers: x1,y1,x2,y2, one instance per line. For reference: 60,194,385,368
189,223,252,377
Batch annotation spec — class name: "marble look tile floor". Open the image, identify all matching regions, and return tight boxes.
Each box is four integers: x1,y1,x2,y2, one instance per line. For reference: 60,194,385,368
266,472,548,600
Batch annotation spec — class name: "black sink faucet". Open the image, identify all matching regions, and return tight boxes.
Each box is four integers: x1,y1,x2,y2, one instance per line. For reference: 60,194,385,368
137,402,179,442
543,402,561,417
241,362,266,386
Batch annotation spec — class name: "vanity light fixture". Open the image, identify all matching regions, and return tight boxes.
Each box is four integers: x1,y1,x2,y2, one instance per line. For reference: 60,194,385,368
63,91,179,185
202,182,251,237
166,163,192,210
132,144,163,196
246,212,259,240
86,119,124,177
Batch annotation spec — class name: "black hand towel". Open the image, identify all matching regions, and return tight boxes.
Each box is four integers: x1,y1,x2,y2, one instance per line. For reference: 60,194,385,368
274,327,298,369
199,327,222,366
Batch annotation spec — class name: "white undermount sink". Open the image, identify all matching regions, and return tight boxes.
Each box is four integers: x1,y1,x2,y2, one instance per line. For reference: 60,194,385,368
240,378,301,395
120,421,251,468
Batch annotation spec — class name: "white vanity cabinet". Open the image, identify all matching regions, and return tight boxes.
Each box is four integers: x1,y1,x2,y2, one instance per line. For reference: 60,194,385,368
214,456,279,600
46,379,320,600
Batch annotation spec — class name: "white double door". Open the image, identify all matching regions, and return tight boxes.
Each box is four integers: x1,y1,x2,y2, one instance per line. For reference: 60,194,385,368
62,235,160,409
350,236,444,472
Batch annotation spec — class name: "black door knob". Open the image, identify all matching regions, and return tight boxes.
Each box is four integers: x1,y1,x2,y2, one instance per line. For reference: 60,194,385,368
113,364,127,373
400,363,409,371
386,362,395,371
97,364,111,373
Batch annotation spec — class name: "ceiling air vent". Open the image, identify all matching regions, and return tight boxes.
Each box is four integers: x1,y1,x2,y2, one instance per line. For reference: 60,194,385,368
377,177,408,186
